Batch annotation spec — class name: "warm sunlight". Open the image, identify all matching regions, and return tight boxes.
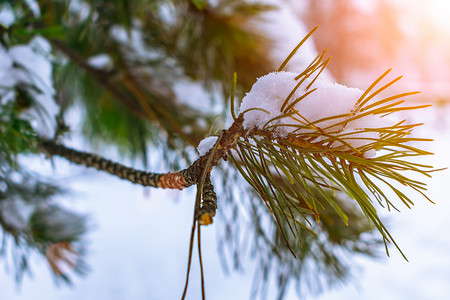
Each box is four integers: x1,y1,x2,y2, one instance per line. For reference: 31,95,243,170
396,0,450,35
428,0,450,31
393,0,450,100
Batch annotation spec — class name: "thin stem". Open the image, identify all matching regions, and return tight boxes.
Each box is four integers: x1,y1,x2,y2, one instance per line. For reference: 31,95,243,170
180,214,197,300
198,225,206,300
182,131,224,299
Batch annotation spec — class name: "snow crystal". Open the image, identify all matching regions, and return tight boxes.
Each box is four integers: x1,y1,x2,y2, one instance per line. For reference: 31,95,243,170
197,136,218,156
239,71,394,156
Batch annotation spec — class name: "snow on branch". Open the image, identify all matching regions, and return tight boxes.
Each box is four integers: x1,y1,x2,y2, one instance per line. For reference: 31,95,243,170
223,44,436,258
238,71,417,158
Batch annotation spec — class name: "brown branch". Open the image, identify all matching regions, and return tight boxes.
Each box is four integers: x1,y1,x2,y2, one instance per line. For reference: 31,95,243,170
38,139,188,189
38,115,245,191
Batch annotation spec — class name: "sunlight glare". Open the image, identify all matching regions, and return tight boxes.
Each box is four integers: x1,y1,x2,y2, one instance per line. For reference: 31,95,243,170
425,0,450,32
395,0,450,34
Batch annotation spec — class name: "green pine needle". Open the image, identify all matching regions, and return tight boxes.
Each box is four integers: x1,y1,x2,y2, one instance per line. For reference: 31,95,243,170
233,44,437,257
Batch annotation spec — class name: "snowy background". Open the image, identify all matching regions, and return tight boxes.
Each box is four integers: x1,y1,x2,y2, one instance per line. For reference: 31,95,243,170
1,0,450,299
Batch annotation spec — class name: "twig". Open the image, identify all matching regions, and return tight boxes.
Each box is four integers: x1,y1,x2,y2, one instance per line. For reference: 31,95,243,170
198,225,206,300
180,211,197,300
181,133,224,299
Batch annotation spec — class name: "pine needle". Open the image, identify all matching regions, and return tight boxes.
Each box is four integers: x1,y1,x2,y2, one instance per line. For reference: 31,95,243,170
278,26,319,72
230,72,237,121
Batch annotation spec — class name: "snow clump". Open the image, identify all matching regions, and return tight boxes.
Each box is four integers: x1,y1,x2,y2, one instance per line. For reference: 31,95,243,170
197,136,218,155
238,71,395,157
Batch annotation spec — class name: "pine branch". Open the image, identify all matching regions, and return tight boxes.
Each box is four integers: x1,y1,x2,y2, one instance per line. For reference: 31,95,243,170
38,29,435,261
50,39,203,147
37,115,244,205
49,40,143,116
38,138,191,189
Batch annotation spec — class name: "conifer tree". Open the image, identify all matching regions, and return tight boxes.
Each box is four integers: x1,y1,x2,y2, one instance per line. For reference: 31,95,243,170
0,1,436,299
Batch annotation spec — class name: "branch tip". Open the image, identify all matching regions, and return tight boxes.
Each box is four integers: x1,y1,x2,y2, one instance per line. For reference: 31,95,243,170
198,213,213,225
